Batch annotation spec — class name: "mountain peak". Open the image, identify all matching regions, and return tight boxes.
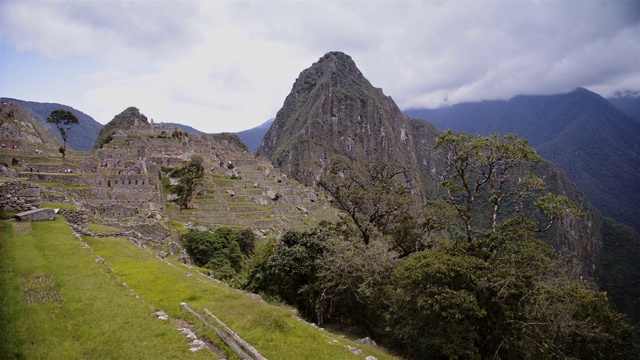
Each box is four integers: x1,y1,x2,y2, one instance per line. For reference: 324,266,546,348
256,52,435,197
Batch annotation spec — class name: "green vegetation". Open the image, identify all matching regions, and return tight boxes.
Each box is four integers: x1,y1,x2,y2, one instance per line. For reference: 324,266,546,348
46,109,79,162
88,223,123,235
181,227,256,281
0,218,211,359
164,156,205,209
94,106,147,149
41,201,77,210
84,236,396,360
0,218,395,359
246,132,639,359
0,211,15,220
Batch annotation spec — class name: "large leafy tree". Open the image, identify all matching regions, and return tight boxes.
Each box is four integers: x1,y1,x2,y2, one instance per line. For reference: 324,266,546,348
46,109,79,161
317,156,413,246
387,131,637,359
435,130,582,246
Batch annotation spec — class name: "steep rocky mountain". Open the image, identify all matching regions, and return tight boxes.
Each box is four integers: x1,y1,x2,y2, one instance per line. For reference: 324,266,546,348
404,88,640,233
256,51,640,323
257,51,438,199
94,107,151,149
236,118,274,153
0,98,102,151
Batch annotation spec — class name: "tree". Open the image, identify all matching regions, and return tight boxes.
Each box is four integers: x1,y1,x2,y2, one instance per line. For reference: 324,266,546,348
435,130,582,246
165,156,204,209
317,156,414,246
46,109,79,162
385,131,637,359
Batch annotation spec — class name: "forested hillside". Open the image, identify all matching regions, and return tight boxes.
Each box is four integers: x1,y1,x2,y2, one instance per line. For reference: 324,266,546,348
405,88,640,234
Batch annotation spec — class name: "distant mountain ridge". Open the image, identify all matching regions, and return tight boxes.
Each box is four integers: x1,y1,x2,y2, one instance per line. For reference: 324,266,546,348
0,98,102,151
608,91,640,123
404,88,640,233
235,118,274,153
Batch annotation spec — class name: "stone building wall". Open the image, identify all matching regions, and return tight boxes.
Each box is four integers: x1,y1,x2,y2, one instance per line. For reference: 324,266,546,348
0,180,42,212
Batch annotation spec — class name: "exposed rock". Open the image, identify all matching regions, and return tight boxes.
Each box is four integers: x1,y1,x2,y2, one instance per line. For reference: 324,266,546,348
0,164,17,178
253,197,269,206
347,346,362,355
296,205,308,216
226,189,236,197
0,181,42,212
189,339,207,352
15,208,55,222
152,310,169,320
354,337,377,346
266,189,280,201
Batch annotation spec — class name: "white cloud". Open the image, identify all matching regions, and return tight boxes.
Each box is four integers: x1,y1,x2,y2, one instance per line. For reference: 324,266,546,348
1,0,638,132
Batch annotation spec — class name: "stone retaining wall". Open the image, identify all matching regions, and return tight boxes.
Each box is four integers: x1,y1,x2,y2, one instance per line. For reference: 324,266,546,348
0,180,42,212
59,209,90,234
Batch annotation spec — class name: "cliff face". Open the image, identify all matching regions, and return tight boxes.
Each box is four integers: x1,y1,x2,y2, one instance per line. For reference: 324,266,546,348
258,52,437,198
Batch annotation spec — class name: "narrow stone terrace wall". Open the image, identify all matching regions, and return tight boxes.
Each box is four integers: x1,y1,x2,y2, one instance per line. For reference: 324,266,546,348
59,209,90,234
0,180,42,212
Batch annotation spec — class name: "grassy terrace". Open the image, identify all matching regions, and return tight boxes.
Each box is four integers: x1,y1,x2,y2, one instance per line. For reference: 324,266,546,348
0,218,210,359
0,217,397,359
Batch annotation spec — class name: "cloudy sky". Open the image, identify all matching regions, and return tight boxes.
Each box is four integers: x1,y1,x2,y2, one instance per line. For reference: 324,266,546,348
1,0,638,133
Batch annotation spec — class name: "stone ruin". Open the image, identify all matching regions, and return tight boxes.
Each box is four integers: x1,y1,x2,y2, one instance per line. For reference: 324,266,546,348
0,180,42,212
1,118,339,248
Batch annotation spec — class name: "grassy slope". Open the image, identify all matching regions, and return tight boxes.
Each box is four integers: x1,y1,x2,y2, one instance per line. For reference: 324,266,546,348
0,217,396,359
0,218,210,359
85,236,395,360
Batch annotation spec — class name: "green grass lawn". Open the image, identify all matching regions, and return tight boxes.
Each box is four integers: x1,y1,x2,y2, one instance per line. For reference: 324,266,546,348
41,201,77,211
88,222,123,235
84,236,397,360
0,218,213,359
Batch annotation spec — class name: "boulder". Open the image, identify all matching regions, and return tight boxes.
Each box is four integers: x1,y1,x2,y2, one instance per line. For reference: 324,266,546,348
14,208,55,222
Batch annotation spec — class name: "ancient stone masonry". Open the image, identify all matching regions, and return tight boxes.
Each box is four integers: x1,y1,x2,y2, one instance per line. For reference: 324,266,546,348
0,180,42,212
15,208,55,222
2,112,338,242
59,209,90,234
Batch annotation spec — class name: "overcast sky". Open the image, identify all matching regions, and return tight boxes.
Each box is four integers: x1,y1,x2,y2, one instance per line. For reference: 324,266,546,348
1,0,638,133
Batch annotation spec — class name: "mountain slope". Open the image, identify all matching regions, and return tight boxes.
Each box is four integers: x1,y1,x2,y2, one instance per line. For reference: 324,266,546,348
0,98,102,151
257,51,433,198
256,52,640,324
94,107,149,149
0,101,61,148
405,89,640,233
608,91,640,123
236,118,274,153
